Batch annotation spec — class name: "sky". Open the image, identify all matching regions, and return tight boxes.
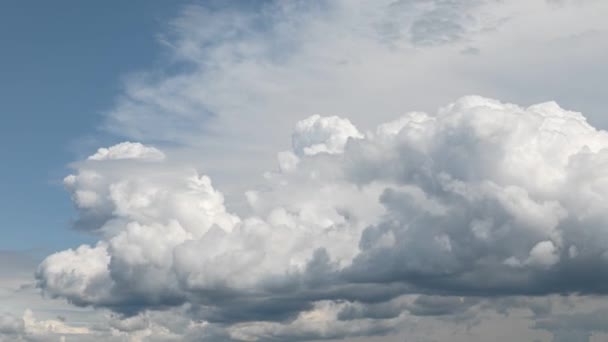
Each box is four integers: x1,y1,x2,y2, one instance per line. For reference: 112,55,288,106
0,0,190,251
2,0,608,341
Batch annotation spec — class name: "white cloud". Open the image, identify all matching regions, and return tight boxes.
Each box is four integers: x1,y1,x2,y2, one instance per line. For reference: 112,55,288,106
88,142,165,161
527,240,560,268
36,95,608,340
292,114,363,156
0,310,90,342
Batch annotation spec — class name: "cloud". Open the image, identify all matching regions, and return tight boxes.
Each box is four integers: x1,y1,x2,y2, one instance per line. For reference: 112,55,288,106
382,0,497,46
0,310,90,342
89,0,608,220
36,95,608,340
98,0,608,153
533,309,608,342
343,97,608,296
292,115,363,156
0,313,24,338
87,142,165,161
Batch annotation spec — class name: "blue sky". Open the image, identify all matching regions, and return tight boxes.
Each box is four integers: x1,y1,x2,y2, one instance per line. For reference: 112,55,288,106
0,0,187,252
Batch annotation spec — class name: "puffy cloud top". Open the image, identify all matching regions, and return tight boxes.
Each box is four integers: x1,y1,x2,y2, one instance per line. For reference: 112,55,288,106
292,114,363,156
88,142,165,161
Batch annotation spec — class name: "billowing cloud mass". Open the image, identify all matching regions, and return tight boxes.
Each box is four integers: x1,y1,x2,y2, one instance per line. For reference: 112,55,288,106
36,96,608,340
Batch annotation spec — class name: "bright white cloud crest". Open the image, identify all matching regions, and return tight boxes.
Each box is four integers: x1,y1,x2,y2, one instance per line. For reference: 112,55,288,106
36,95,608,340
87,142,165,161
292,114,363,156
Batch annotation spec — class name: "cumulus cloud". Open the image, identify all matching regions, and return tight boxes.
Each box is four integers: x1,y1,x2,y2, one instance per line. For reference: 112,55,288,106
292,115,363,156
36,96,608,340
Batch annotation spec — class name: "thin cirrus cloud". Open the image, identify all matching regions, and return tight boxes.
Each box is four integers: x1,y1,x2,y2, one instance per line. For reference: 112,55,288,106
6,0,608,341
